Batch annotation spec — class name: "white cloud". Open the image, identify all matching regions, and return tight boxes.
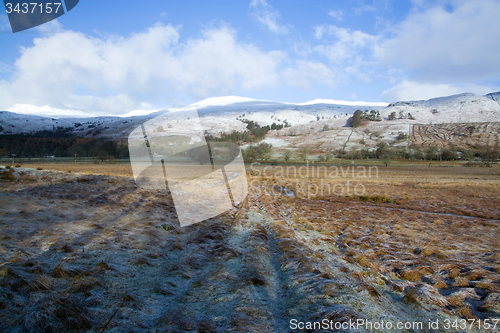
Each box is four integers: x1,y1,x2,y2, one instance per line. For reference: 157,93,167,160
377,0,500,82
383,80,500,102
0,62,11,73
0,23,290,114
249,0,291,34
313,25,378,63
312,1,500,94
354,4,377,14
64,94,154,115
35,19,64,34
308,25,381,85
282,60,334,89
328,10,343,20
292,41,313,58
314,26,325,39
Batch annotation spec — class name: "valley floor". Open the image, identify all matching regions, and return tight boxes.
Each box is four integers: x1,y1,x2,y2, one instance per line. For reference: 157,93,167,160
0,164,499,332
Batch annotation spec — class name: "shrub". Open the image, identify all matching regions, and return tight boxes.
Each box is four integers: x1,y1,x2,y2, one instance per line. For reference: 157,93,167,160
396,132,408,141
243,142,273,161
283,149,293,161
441,148,457,161
0,168,14,181
297,147,309,161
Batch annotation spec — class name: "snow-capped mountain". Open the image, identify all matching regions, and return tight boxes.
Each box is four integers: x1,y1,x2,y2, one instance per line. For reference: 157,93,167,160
0,96,387,139
261,92,500,153
379,92,500,123
1,92,499,141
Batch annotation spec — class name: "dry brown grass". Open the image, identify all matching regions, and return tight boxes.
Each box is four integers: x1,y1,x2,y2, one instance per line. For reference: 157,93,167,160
1,164,499,331
245,163,500,321
400,269,423,282
458,306,477,319
468,268,490,281
21,162,134,177
475,280,499,291
433,278,448,289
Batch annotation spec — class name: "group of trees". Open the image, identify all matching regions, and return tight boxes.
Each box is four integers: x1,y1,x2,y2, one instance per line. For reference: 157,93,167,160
205,121,283,145
333,143,499,162
278,147,311,162
361,110,382,121
242,141,499,163
242,142,273,161
350,109,385,128
388,111,415,120
0,134,129,160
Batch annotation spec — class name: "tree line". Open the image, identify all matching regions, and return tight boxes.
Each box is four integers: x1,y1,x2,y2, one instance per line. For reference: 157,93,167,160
325,143,499,162
0,135,129,159
204,121,283,145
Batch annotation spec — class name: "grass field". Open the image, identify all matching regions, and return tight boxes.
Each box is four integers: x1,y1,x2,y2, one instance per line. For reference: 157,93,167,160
0,162,499,332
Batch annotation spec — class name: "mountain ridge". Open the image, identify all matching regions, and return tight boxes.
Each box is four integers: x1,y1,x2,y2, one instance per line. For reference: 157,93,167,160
1,91,499,141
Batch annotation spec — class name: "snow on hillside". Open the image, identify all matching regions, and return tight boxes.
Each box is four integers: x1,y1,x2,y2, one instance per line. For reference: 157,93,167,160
299,99,388,107
2,92,499,141
0,97,387,138
379,92,500,124
7,104,93,118
486,92,500,104
7,103,160,118
189,97,386,129
0,110,158,139
258,92,500,154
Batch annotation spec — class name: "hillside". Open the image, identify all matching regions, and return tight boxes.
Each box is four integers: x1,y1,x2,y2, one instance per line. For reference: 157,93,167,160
261,92,500,154
1,92,499,155
0,96,386,140
380,92,500,124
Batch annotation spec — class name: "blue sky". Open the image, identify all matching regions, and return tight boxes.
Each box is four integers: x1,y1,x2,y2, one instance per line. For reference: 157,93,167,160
0,0,499,116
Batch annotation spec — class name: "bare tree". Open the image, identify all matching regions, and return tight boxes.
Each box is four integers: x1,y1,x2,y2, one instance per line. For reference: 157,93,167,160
283,149,293,161
298,147,309,161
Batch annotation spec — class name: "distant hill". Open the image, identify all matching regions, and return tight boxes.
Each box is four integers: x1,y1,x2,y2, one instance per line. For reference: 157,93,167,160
0,97,387,140
380,92,500,124
260,92,500,154
1,92,499,154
